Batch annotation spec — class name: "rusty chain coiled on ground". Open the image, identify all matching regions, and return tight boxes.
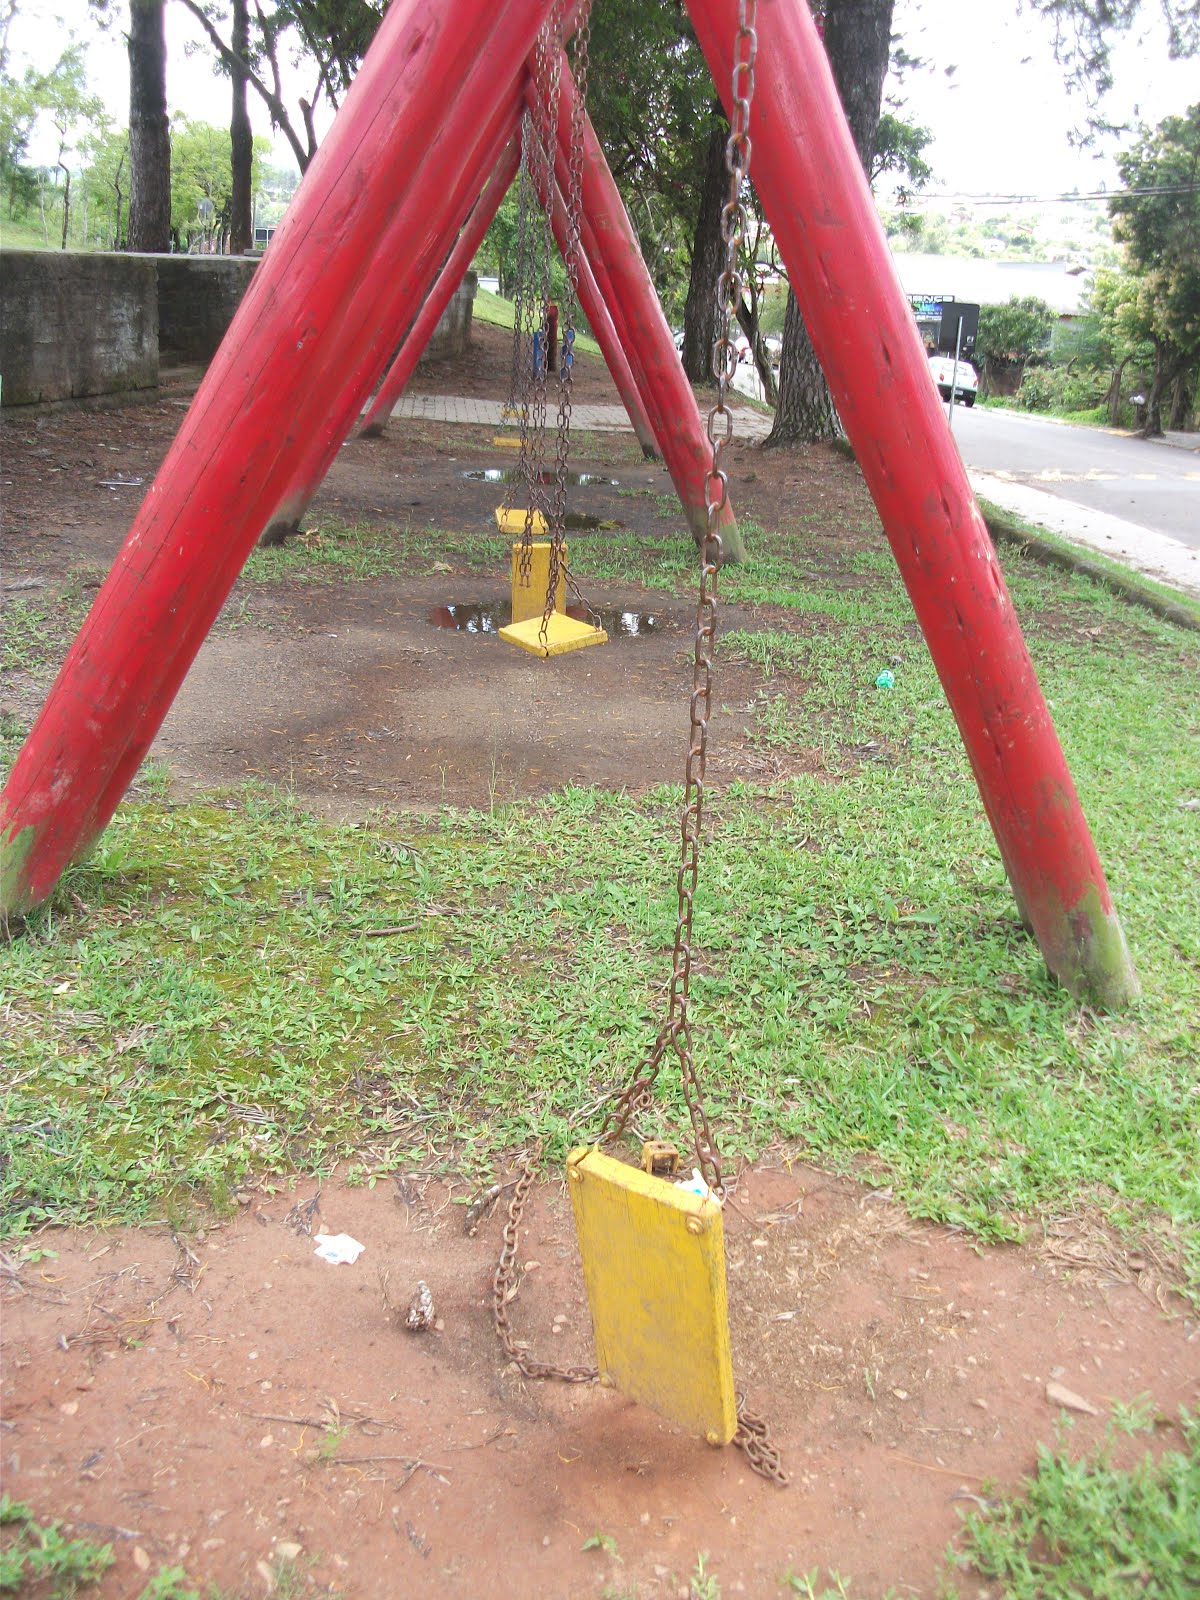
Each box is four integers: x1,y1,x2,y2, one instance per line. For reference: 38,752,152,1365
492,0,784,1485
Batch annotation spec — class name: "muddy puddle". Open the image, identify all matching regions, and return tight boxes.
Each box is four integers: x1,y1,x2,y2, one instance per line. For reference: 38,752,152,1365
462,468,619,486
426,601,666,637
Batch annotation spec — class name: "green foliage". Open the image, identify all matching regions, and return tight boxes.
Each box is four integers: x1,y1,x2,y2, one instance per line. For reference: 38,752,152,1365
870,113,933,194
1013,363,1107,414
0,43,107,244
952,1410,1200,1597
1108,103,1200,429
0,1496,114,1594
170,119,271,248
976,295,1056,366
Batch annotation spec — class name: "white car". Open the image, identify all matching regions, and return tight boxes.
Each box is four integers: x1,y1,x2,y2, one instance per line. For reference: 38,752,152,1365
929,354,978,407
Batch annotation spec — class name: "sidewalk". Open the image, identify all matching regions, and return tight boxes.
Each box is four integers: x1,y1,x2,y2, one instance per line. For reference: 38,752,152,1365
969,469,1200,601
390,392,776,441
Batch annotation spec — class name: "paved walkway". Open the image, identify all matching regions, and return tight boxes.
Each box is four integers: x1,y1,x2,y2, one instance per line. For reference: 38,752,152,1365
391,392,776,441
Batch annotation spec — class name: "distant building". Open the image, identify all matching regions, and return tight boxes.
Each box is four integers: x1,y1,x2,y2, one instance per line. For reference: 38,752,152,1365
888,251,1088,319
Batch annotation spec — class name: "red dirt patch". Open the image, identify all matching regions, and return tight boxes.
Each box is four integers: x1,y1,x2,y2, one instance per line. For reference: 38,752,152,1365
4,1168,1196,1598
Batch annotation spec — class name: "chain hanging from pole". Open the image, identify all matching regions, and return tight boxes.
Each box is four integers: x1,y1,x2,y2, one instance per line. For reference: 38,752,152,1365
500,112,539,571
539,0,603,644
492,0,784,1485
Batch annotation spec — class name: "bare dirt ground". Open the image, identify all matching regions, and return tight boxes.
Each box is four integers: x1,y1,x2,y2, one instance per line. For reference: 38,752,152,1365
2,324,872,813
3,325,1197,1597
5,1169,1196,1599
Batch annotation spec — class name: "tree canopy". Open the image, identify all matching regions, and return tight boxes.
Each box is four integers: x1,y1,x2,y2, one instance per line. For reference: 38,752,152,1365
1108,102,1200,432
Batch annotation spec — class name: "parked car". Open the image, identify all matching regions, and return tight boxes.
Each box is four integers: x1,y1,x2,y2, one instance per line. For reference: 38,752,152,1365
929,354,978,406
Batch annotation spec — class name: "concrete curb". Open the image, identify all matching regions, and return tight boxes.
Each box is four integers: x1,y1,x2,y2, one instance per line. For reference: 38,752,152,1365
983,510,1200,635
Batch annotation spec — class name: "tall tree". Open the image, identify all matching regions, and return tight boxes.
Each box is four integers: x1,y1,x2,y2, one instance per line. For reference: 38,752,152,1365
680,116,728,383
766,0,895,448
127,0,170,249
1108,102,1200,436
228,0,252,251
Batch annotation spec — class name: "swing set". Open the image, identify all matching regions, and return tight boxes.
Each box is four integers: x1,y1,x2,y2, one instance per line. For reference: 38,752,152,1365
0,0,1138,1485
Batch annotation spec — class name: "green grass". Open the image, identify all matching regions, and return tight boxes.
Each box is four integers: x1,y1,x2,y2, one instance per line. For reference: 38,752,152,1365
473,287,603,358
4,526,1198,1293
3,484,1199,1599
0,1495,114,1594
976,496,1200,631
242,517,503,583
950,1411,1200,1597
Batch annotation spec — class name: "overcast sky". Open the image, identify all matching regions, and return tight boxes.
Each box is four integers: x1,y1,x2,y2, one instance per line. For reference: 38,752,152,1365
12,0,1200,201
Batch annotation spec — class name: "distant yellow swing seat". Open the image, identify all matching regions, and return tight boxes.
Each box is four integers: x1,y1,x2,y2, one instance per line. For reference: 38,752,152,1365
497,539,608,657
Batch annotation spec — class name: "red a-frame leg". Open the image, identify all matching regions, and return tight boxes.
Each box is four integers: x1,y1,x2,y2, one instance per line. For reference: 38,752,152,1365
357,141,522,441
0,0,558,917
541,65,746,564
685,0,1136,1007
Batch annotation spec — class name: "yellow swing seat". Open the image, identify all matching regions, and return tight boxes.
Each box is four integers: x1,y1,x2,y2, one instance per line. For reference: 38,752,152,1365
495,506,548,536
499,613,608,657
498,539,608,656
567,1146,737,1444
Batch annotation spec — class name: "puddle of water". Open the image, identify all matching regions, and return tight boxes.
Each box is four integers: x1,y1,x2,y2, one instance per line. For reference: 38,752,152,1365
427,602,664,638
462,469,619,486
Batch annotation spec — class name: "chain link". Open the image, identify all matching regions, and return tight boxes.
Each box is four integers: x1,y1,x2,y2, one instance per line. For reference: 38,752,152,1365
597,0,759,1196
490,0,784,1486
541,4,603,641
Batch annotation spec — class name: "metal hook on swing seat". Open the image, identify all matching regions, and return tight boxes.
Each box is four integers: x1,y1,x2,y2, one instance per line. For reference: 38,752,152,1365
641,1139,681,1178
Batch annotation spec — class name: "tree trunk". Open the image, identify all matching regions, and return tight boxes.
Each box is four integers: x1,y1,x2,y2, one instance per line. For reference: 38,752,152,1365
229,0,253,253
1105,355,1131,427
766,289,838,444
128,0,171,252
736,295,778,405
1167,368,1194,431
58,167,70,248
1139,345,1186,439
680,117,728,384
767,0,895,447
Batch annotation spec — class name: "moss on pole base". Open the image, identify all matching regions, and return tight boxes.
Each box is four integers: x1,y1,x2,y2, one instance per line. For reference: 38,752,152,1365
1047,885,1140,1011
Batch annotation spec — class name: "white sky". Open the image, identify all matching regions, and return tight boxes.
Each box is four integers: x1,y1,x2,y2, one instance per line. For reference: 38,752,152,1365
11,0,1200,199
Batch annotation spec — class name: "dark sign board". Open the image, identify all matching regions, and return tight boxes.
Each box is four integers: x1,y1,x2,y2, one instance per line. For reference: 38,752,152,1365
938,302,978,356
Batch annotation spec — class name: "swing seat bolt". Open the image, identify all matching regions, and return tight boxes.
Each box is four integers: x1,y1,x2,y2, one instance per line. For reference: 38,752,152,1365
686,1216,703,1235
705,1430,722,1447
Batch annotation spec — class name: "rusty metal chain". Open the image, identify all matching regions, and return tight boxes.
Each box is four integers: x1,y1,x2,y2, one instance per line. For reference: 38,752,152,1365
491,0,785,1486
504,114,539,591
523,12,562,560
491,1154,596,1384
595,1,759,1198
541,2,598,642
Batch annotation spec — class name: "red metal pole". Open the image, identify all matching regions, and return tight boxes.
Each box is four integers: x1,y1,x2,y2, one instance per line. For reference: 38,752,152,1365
263,85,523,537
685,0,1136,1006
357,142,522,440
542,65,744,562
77,92,523,859
0,0,558,918
537,162,658,459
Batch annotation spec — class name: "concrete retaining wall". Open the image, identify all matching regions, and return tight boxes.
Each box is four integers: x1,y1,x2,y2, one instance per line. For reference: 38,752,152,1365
420,272,477,363
0,249,158,406
0,251,478,406
156,254,259,365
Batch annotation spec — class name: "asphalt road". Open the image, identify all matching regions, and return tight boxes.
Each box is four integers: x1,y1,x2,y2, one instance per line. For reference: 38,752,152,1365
947,405,1199,549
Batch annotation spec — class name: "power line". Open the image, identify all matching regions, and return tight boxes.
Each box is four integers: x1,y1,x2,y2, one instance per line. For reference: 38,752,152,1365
893,183,1200,208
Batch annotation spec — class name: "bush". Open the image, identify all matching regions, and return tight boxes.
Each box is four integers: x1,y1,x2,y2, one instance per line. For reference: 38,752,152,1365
1014,364,1108,414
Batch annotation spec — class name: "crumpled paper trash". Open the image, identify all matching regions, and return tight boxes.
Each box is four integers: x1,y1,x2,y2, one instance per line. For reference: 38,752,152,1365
675,1168,722,1204
313,1232,365,1265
